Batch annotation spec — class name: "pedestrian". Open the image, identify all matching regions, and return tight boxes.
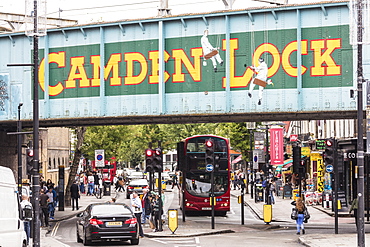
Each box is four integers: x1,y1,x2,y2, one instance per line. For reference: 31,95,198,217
291,197,308,235
349,196,359,230
79,173,86,194
113,174,119,191
141,188,151,224
46,178,53,188
46,187,55,219
70,180,80,211
39,189,50,227
151,193,163,232
87,172,94,196
171,172,178,189
131,191,144,237
20,194,32,245
117,176,125,192
268,179,276,204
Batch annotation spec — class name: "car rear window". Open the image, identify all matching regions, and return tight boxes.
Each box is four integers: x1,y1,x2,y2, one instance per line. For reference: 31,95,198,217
91,205,132,216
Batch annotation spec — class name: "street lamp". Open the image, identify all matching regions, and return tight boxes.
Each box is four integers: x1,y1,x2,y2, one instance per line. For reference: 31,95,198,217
17,102,23,197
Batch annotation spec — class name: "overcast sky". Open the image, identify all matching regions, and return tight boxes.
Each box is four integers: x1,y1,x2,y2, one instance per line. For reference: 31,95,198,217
0,0,342,25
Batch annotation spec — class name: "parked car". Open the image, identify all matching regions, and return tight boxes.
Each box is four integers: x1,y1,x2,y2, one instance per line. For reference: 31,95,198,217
126,178,149,199
76,203,139,246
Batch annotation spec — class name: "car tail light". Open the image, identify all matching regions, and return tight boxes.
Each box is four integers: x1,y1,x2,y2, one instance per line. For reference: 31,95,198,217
125,218,137,227
127,186,134,190
89,218,104,225
124,218,137,224
144,185,149,189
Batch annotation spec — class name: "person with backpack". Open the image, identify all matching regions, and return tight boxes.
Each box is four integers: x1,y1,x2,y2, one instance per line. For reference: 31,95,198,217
291,197,310,235
20,195,32,245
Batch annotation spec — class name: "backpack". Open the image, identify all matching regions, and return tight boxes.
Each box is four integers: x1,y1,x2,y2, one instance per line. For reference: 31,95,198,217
22,204,33,221
262,180,267,188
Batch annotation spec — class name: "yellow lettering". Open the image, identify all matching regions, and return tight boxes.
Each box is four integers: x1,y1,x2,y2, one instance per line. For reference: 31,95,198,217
311,39,341,76
38,52,65,96
282,40,308,77
124,52,148,85
66,56,90,88
91,53,122,86
172,48,202,82
253,43,280,77
148,50,170,84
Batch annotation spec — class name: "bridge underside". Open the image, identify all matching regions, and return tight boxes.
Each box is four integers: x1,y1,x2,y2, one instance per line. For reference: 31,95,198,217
0,110,359,130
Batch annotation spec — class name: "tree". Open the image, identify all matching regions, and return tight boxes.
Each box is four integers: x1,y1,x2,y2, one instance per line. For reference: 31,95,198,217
65,126,86,206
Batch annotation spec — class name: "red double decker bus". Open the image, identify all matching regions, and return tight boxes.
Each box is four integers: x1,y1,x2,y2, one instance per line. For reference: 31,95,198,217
177,135,230,216
91,160,117,183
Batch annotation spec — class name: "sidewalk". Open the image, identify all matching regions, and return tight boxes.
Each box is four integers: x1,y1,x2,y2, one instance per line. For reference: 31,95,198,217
233,188,370,247
37,186,370,247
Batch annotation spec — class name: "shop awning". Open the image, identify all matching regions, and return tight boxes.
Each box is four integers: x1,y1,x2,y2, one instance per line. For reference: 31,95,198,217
232,155,242,164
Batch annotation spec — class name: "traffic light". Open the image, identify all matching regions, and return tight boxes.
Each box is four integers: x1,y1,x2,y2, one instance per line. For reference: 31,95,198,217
153,148,163,172
205,139,214,165
292,146,301,174
145,149,154,172
26,148,33,175
324,138,336,165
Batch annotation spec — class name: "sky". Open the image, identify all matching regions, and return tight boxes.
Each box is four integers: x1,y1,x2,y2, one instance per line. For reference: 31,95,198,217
0,0,342,25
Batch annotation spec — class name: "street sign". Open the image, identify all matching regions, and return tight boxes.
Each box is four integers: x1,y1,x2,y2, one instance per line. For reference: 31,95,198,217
326,164,334,173
290,134,298,142
253,151,259,169
206,164,214,172
95,149,105,167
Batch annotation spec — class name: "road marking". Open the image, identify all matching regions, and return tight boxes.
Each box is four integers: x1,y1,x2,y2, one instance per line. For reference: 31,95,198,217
51,221,60,237
150,237,201,247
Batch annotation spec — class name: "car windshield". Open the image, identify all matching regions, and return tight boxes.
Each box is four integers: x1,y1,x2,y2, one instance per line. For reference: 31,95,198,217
91,204,132,216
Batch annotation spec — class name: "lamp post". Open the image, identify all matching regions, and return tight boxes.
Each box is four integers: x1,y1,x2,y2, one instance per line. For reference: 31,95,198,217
17,103,23,197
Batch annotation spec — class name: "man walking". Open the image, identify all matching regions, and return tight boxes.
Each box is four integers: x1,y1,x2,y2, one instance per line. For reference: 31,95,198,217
39,189,49,227
131,191,144,238
141,189,151,224
70,180,80,211
20,195,32,245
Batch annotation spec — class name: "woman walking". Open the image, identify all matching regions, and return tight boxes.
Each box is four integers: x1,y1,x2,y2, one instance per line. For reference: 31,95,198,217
291,197,308,235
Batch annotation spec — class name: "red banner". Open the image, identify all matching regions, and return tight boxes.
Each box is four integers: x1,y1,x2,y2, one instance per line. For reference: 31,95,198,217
270,128,284,165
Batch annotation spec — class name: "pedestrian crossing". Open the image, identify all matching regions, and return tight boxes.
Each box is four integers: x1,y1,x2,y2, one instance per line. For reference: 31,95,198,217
150,237,201,247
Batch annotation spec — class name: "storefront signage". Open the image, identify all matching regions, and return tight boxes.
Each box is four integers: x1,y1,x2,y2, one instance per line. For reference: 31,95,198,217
317,158,324,192
315,139,326,150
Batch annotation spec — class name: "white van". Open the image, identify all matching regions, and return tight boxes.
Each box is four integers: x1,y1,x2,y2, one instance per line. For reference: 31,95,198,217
0,166,28,247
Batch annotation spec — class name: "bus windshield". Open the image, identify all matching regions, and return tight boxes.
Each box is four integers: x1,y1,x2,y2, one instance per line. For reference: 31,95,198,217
185,172,228,197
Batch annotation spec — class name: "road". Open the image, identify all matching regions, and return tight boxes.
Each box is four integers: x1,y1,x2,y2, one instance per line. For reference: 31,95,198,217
47,187,354,247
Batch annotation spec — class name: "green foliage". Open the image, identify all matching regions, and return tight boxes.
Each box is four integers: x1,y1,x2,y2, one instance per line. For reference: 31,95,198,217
81,122,254,166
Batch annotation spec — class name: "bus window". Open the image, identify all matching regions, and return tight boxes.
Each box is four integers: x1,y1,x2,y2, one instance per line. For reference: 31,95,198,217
185,172,228,197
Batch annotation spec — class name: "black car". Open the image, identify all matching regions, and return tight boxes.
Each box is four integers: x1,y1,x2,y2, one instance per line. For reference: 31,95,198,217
76,203,139,246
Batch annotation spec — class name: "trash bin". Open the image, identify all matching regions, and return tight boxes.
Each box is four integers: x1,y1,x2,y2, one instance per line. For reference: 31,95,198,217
103,181,111,196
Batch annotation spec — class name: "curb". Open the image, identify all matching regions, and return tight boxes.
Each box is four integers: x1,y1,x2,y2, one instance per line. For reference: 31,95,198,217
144,229,235,238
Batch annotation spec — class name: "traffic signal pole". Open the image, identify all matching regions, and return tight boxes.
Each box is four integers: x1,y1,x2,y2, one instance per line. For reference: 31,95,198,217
356,1,365,246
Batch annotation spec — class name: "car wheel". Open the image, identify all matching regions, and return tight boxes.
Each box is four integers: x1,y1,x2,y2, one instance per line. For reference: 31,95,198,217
83,230,91,246
76,229,82,243
22,240,27,247
130,237,139,245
